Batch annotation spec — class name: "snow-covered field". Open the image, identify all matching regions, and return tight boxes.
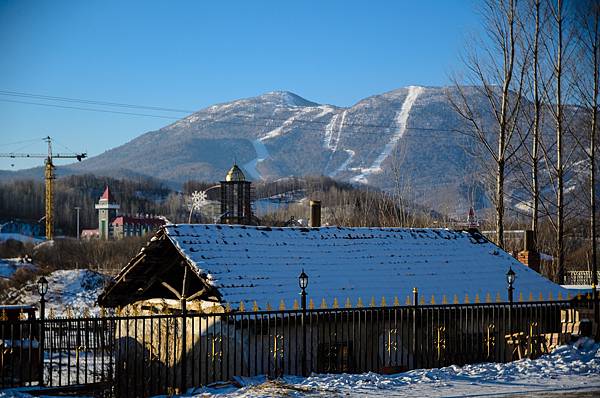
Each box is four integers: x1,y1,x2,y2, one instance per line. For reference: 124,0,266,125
187,338,600,397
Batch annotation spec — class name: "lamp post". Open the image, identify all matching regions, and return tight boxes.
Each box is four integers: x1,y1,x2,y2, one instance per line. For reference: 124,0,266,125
506,267,516,343
37,276,48,386
298,269,308,377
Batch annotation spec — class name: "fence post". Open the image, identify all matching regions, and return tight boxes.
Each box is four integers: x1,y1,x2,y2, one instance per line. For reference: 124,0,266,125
38,286,46,386
412,287,418,370
180,296,187,393
301,285,307,377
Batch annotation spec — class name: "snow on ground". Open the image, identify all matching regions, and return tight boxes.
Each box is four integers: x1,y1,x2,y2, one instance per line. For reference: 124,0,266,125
0,258,37,280
352,86,423,184
187,338,600,397
4,269,110,317
0,233,44,244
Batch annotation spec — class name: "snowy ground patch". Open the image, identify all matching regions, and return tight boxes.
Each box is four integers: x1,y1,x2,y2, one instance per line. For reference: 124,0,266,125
0,258,37,280
188,339,600,397
3,268,110,317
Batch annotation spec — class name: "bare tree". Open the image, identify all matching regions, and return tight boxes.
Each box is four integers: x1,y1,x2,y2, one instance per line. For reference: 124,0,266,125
449,0,529,248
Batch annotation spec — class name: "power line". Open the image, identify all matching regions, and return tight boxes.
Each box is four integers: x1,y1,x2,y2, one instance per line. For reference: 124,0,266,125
0,89,194,113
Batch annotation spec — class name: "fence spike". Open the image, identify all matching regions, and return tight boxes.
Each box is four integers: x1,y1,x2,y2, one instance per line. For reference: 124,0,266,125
539,292,544,301
529,292,534,301
320,298,328,309
577,293,582,300
419,296,426,305
393,296,400,306
495,292,501,302
309,298,315,309
0,309,7,321
19,308,26,320
548,292,553,301
430,295,435,305
464,294,470,304
65,306,74,319
99,307,106,317
345,297,352,308
293,299,299,310
239,301,245,312
83,307,91,318
557,291,563,300
475,293,480,303
485,292,491,303
518,292,523,302
587,292,592,300
252,301,259,311
279,299,286,311
332,297,339,309
406,296,411,306
266,302,273,311
357,297,364,308
442,295,448,304
567,292,572,300
225,303,232,312
369,296,376,307
49,308,56,319
453,294,459,304
381,296,387,307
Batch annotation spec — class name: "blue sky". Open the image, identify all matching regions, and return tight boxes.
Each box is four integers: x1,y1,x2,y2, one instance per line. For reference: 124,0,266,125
0,0,481,170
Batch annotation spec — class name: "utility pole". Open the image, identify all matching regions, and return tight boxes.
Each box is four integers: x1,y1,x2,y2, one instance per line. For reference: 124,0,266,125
74,206,80,240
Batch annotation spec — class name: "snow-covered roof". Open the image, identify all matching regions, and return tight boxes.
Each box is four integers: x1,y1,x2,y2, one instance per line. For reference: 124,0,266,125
165,224,567,307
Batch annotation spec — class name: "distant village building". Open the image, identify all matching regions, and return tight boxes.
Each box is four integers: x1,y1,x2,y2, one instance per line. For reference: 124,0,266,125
87,186,166,240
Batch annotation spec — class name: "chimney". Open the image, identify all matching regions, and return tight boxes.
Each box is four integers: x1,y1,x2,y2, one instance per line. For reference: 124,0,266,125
517,230,540,272
310,200,321,227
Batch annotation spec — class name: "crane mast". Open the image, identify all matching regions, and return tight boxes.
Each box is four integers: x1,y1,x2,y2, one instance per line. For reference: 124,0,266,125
0,136,86,240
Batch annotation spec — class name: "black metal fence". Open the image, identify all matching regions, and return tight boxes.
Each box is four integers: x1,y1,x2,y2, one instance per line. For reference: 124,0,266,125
0,297,593,397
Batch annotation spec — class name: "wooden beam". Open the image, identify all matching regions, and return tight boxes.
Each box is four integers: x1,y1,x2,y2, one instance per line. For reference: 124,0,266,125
161,281,182,299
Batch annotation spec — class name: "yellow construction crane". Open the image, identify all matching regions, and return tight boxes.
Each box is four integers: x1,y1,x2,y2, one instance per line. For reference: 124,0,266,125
0,136,87,240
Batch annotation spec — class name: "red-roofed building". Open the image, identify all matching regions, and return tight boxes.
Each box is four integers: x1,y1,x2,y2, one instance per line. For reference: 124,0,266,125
93,186,166,240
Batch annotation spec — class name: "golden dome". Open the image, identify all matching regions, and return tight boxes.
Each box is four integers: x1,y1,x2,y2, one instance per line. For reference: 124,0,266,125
225,164,246,182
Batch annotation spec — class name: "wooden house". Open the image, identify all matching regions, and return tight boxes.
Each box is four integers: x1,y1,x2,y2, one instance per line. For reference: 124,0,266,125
98,224,568,392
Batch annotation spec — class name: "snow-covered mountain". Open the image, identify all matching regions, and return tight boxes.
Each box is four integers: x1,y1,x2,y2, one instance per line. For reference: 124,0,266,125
1,86,584,214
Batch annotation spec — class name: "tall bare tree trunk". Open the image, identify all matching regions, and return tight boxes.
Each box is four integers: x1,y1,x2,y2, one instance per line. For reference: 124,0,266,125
555,0,565,284
532,0,541,238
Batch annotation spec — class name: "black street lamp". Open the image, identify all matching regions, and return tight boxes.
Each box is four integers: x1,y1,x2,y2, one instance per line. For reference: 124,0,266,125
298,269,308,377
506,267,516,304
37,276,48,386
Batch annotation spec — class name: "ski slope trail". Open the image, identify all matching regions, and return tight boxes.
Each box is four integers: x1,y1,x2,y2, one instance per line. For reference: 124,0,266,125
352,86,423,184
